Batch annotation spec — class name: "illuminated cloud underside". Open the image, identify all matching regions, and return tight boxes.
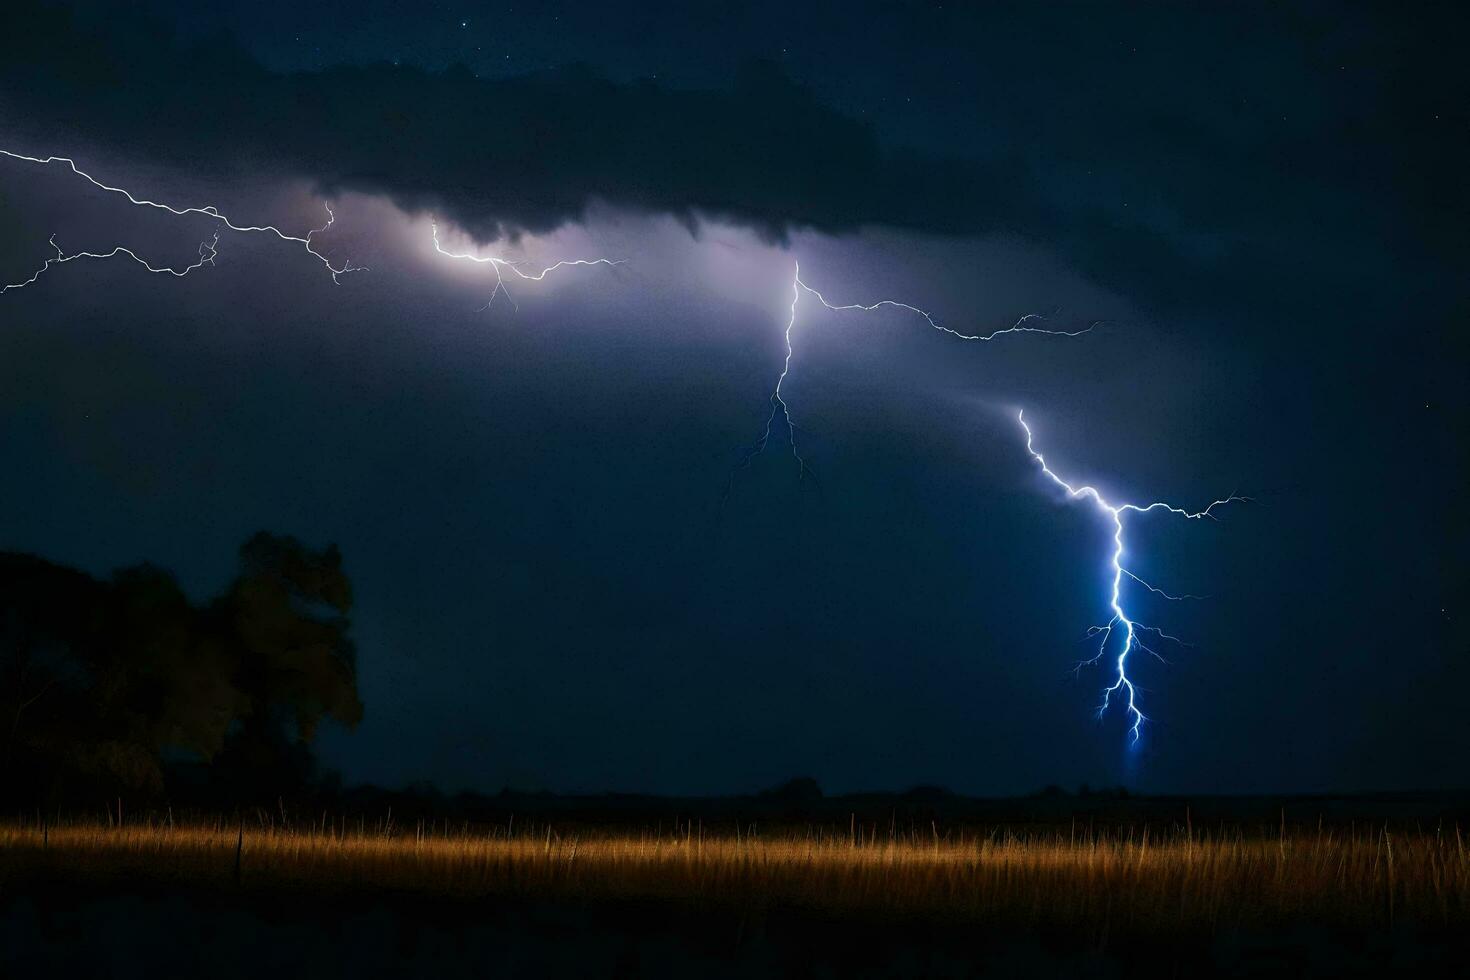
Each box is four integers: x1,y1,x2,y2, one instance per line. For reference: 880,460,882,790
429,219,622,311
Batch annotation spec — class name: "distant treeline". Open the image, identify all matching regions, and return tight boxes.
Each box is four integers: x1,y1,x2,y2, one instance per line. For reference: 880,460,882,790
0,534,361,808
324,781,1470,837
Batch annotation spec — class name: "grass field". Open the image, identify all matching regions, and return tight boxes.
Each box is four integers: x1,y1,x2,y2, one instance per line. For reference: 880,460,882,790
4,819,1467,935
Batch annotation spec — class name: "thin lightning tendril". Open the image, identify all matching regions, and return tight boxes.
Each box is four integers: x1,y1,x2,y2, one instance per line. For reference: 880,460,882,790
2,232,220,294
1019,409,1248,745
733,259,1099,485
0,148,364,291
430,219,622,311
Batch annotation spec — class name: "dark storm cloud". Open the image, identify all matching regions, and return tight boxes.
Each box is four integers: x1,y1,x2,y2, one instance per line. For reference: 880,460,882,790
1,5,1027,244
6,2,1461,334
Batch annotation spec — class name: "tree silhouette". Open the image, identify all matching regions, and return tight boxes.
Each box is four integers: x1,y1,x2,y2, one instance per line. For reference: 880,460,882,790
206,532,363,798
0,533,361,805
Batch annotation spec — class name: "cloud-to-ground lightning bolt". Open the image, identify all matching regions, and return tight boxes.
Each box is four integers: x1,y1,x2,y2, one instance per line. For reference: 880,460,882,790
430,220,622,311
732,259,1099,486
1018,410,1247,744
1,148,363,294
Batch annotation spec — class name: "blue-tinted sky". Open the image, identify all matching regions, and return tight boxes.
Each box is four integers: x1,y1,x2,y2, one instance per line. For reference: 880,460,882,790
0,1,1463,795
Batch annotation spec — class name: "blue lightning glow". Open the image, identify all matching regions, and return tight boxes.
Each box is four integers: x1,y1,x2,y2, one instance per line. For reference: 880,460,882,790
430,219,622,311
0,148,363,293
733,259,1098,485
1018,409,1247,744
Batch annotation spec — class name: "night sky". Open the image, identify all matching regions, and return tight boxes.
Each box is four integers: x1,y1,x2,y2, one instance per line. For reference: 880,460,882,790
1,1,1463,796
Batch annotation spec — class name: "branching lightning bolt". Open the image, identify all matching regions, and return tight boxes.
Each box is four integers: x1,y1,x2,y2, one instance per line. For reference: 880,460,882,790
2,232,220,294
732,259,1099,487
1,148,364,294
735,260,809,481
1018,409,1248,745
430,220,622,311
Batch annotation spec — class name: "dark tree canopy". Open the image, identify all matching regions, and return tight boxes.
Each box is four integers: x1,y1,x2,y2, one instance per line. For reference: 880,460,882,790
0,533,361,804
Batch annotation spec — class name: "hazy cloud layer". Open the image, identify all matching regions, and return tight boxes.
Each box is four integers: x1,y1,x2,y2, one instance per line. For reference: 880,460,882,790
6,1,1460,333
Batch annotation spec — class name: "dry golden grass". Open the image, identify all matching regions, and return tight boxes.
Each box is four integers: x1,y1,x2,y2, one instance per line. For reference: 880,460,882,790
4,821,1468,934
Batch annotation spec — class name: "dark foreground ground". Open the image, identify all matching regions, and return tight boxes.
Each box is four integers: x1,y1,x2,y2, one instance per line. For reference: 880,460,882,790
4,790,1468,977
4,881,1466,979
4,826,1467,979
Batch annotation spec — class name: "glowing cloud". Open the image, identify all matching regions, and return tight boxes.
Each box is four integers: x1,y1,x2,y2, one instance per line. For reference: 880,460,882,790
429,219,622,311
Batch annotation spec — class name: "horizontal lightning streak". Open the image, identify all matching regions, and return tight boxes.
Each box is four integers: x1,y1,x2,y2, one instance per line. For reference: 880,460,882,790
798,282,1102,343
1019,409,1247,745
0,148,363,289
2,232,220,294
430,220,622,312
